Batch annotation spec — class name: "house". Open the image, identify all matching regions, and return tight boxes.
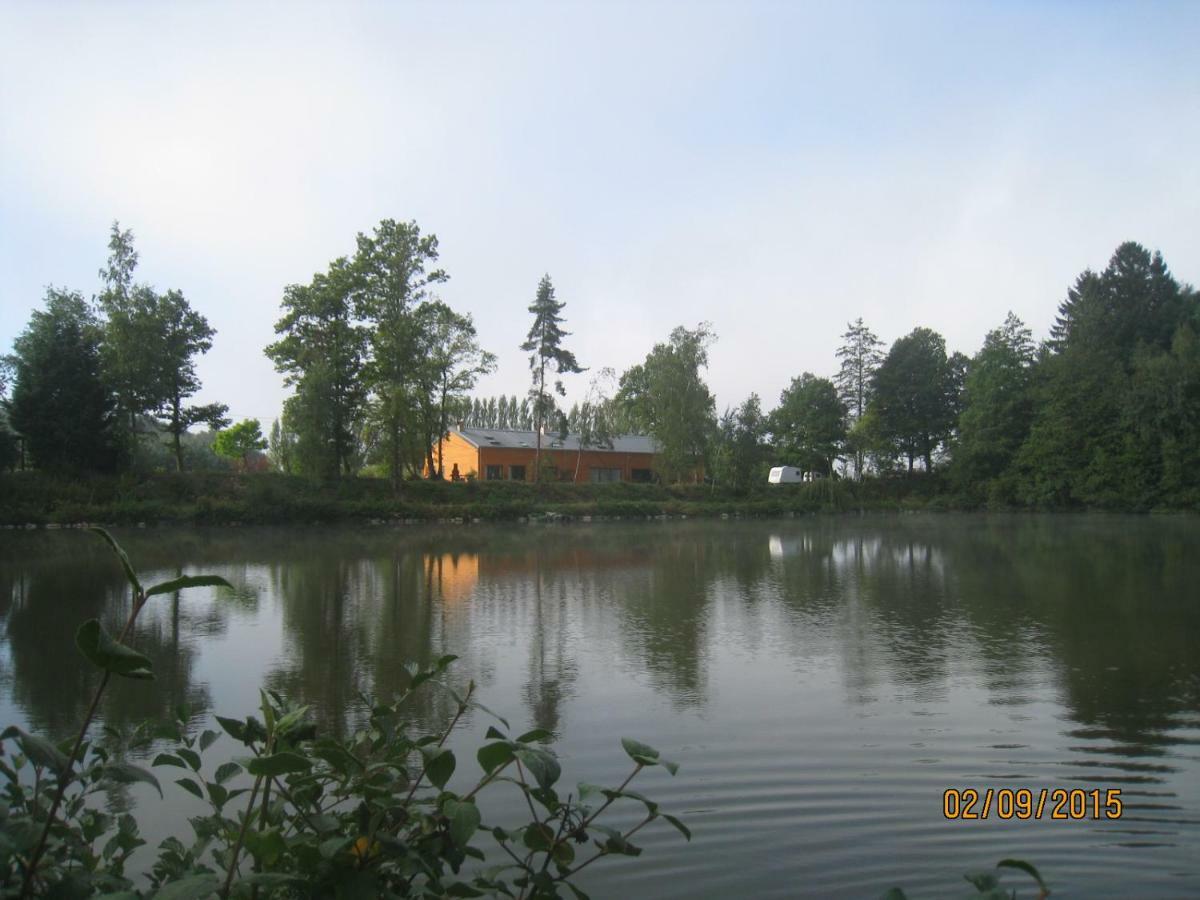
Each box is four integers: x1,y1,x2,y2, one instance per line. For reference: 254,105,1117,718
429,426,659,483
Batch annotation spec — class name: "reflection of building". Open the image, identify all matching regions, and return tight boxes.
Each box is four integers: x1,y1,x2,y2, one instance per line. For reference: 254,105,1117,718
429,427,658,483
425,553,480,604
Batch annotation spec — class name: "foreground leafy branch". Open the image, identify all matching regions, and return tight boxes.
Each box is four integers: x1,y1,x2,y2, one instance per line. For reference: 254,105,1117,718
0,530,690,898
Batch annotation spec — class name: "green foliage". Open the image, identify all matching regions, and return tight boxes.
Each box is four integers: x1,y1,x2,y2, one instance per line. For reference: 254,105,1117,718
771,374,846,477
1016,243,1199,509
834,318,884,478
413,301,496,478
355,219,450,485
521,275,585,482
8,288,120,473
0,532,688,898
617,323,717,483
97,223,228,469
870,327,960,473
952,313,1036,497
711,394,770,493
266,258,369,481
213,420,268,471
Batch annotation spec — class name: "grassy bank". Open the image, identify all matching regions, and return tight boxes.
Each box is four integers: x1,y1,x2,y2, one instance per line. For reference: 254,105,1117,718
0,471,970,527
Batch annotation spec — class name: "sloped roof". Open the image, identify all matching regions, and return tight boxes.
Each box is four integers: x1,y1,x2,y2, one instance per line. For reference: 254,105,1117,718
453,427,657,454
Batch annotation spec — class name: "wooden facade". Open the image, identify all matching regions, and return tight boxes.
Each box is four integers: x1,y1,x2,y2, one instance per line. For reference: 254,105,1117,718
428,427,658,484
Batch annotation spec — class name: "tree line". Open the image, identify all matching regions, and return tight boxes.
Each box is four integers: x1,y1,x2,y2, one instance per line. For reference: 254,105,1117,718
703,241,1200,509
0,225,229,474
3,223,1197,508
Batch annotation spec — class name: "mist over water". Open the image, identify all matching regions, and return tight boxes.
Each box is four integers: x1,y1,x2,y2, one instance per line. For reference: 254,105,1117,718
2,516,1198,897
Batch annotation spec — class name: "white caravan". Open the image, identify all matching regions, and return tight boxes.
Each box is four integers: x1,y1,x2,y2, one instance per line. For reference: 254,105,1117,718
767,466,803,484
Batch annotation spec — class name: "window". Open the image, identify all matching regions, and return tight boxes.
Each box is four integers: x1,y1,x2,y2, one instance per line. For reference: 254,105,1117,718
590,467,622,483
509,465,526,481
631,468,654,483
485,464,502,480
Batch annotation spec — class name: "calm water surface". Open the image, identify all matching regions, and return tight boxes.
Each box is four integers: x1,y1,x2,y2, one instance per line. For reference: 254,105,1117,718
2,516,1199,897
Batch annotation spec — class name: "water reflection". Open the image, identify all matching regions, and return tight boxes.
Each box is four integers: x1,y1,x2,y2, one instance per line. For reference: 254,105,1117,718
2,517,1199,896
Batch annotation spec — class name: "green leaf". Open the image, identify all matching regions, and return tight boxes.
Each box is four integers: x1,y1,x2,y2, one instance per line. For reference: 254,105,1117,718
145,575,232,597
445,798,481,848
244,827,288,866
174,777,204,800
879,890,908,900
214,762,241,785
0,726,69,773
552,840,576,865
997,859,1048,892
421,747,456,790
152,872,220,899
965,872,999,891
75,619,154,680
102,762,162,798
516,728,553,744
522,823,555,851
565,884,592,900
152,753,186,769
89,527,142,594
246,752,312,777
198,729,220,752
591,825,641,856
176,747,202,771
478,741,514,774
662,813,691,841
320,835,351,859
620,737,659,763
214,716,246,742
485,725,508,741
514,748,561,791
206,781,228,808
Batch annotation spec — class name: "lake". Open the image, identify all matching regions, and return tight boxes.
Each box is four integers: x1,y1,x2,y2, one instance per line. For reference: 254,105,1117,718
2,516,1199,897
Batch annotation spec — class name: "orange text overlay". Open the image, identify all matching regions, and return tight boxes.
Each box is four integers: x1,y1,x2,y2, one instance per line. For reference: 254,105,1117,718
942,788,1123,821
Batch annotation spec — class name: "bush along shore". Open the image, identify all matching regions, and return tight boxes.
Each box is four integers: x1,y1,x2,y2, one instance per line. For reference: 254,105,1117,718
4,470,1194,529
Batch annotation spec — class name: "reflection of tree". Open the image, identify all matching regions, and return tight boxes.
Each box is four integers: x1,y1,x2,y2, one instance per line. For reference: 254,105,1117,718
615,534,716,707
522,553,578,736
6,517,1196,778
0,536,215,740
265,557,372,736
955,517,1200,746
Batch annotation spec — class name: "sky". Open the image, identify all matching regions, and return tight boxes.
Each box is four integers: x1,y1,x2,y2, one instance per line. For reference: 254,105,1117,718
2,1,1198,426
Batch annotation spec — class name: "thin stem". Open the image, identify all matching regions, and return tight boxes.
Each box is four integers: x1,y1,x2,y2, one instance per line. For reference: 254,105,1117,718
402,686,473,805
559,813,654,882
220,773,265,899
576,764,641,833
537,792,573,876
514,759,541,825
462,756,516,803
20,594,142,898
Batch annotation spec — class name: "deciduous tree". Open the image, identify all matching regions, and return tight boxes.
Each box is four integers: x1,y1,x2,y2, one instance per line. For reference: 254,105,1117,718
771,374,846,477
617,323,716,483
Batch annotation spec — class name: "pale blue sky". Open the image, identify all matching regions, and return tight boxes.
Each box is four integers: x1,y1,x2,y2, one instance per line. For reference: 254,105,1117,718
2,1,1197,425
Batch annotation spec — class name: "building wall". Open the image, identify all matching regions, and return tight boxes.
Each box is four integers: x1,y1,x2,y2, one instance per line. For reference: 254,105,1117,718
427,432,658,482
430,431,481,480
477,446,656,483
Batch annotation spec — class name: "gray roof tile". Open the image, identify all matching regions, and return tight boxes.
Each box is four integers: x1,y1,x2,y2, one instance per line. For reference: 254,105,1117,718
454,427,657,454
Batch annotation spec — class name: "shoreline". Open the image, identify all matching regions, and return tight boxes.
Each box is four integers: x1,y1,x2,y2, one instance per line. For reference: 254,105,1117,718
2,471,1195,529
